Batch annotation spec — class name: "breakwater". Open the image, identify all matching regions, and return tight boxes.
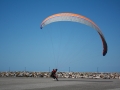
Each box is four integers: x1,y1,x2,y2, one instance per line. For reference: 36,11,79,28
0,71,120,79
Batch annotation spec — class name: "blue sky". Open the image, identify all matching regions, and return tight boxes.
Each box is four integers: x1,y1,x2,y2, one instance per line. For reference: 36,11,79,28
0,0,120,72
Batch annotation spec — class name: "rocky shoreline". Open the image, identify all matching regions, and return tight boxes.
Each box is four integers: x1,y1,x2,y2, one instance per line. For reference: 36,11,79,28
0,71,120,79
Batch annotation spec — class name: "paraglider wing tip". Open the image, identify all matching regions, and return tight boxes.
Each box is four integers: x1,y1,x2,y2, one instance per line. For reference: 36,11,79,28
103,53,106,56
103,42,108,56
40,26,42,29
40,24,43,29
103,51,107,56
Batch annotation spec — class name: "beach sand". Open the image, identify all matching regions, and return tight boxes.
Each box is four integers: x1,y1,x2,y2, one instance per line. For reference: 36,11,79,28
0,77,120,90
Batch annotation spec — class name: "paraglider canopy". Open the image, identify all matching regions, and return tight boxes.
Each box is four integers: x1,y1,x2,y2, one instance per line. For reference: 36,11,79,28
40,13,108,56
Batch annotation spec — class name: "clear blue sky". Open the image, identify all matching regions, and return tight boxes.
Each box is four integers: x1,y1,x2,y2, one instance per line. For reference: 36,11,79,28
0,0,120,72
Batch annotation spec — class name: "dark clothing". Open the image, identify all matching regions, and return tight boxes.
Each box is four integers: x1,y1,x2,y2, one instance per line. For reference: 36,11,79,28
51,69,58,81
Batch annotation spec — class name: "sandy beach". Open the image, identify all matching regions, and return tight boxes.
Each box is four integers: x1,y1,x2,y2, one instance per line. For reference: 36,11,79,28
0,77,120,90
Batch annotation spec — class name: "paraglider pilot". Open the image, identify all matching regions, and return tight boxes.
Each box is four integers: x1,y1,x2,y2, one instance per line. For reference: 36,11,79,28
50,69,58,81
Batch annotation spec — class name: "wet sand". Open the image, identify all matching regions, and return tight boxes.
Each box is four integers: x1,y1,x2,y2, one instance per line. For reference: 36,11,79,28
0,77,120,90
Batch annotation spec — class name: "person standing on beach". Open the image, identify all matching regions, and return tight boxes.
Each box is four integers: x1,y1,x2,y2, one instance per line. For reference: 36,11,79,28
51,69,58,81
